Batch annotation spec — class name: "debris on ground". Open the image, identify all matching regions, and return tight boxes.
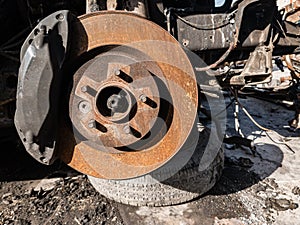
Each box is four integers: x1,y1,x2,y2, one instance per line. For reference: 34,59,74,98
0,96,299,225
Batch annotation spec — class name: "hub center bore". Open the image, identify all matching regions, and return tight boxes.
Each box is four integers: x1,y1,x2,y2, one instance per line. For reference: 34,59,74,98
96,86,132,122
107,94,127,113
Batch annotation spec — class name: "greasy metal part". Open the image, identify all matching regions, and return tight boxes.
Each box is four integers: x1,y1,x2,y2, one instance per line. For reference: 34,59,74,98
86,0,149,18
237,1,275,47
233,0,275,47
107,0,118,10
122,0,149,18
86,0,100,13
275,21,300,53
176,14,235,51
59,11,198,179
169,0,300,63
230,45,273,85
175,0,275,51
15,10,71,165
241,45,273,76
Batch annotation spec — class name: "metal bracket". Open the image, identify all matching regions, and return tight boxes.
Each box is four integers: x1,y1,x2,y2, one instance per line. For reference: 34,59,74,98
230,44,273,85
15,10,71,165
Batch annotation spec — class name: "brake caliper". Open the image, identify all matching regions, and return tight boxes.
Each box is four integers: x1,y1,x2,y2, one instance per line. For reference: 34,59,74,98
15,10,71,165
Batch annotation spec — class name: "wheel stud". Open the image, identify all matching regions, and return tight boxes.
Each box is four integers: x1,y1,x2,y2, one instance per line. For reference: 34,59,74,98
123,125,142,138
81,85,97,97
114,70,133,83
139,95,157,108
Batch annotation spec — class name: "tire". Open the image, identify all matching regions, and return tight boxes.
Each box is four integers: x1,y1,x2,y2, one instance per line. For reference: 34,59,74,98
88,127,224,206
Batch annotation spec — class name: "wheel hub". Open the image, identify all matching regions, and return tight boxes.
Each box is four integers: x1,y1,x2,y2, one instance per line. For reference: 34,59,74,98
69,48,162,148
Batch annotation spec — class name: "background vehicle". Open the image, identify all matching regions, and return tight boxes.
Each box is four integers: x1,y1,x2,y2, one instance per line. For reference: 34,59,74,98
0,0,299,206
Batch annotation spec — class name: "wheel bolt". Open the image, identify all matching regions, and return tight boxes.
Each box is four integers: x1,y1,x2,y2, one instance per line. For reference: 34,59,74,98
123,125,131,134
88,120,96,128
78,101,91,114
81,86,88,93
139,94,147,103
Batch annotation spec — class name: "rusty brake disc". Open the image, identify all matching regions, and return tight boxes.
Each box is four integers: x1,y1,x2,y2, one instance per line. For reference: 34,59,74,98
59,11,198,179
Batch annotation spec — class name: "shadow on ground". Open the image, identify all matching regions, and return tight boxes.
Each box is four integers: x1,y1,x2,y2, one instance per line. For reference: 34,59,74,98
208,143,283,196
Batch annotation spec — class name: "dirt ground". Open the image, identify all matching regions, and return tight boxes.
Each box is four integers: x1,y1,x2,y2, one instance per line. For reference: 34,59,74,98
0,137,124,225
0,93,300,225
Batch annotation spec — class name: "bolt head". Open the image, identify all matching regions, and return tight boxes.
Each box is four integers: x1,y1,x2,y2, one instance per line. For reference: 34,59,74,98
78,101,91,114
56,13,65,21
139,95,147,103
41,157,48,163
81,86,88,93
88,120,96,128
123,125,131,134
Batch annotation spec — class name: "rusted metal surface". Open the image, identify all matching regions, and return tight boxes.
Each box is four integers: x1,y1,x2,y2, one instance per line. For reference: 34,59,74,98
59,12,198,179
230,45,273,86
70,55,161,148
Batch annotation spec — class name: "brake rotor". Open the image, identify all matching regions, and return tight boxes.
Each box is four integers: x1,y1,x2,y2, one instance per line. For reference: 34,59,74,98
59,11,198,179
